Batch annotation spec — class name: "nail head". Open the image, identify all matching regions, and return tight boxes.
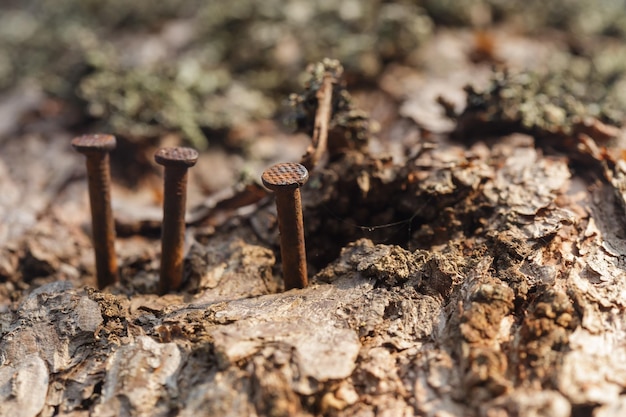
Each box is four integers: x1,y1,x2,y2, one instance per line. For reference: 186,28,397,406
262,162,309,191
72,134,116,153
155,147,199,168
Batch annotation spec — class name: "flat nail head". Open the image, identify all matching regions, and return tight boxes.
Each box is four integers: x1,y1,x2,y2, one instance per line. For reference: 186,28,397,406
72,134,116,153
155,147,199,168
262,162,309,191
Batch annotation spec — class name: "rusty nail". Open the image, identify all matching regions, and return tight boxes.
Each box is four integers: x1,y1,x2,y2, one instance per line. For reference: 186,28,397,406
154,147,198,294
262,162,309,290
71,134,119,289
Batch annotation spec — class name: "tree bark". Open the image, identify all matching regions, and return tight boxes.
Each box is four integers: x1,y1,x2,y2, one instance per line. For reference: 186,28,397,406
2,126,626,417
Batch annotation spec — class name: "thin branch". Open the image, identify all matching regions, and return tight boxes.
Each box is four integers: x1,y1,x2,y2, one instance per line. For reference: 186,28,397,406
301,73,333,170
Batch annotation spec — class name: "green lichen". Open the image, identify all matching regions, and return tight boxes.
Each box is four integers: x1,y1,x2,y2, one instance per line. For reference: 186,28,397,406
423,0,626,38
0,0,433,147
454,39,626,139
5,0,626,148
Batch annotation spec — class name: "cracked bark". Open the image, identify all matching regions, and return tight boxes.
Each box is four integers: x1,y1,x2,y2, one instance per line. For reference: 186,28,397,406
2,128,626,417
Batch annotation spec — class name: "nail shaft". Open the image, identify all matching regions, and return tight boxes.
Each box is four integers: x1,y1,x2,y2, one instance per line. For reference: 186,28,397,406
262,162,309,290
160,166,189,293
72,134,118,289
275,188,308,289
155,147,198,294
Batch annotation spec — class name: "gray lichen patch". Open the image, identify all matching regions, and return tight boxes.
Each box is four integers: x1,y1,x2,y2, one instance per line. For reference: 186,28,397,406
450,66,625,141
0,0,433,147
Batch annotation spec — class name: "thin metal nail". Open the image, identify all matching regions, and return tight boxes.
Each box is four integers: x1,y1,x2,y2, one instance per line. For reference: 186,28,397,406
72,134,118,289
154,147,198,294
262,162,309,290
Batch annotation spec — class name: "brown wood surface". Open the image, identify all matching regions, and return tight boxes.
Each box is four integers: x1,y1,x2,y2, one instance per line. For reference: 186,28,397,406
1,127,625,416
1,10,626,417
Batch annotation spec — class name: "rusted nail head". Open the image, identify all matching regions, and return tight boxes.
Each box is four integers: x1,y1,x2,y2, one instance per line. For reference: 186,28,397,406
154,147,199,168
72,134,116,153
262,162,309,191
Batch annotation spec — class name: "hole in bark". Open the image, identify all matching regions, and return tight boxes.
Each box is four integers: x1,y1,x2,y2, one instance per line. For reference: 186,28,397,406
81,380,104,409
571,404,597,417
300,161,490,275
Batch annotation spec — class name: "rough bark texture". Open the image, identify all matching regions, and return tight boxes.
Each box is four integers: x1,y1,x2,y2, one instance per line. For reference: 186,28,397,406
2,3,626,416
2,127,626,416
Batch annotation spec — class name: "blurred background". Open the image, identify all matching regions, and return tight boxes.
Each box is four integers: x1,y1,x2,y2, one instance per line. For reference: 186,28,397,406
2,0,626,254
2,0,626,165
